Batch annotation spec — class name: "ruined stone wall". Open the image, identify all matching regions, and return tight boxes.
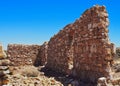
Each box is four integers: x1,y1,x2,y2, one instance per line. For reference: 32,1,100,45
46,5,114,82
7,44,40,66
34,42,48,66
5,5,114,83
46,25,74,74
72,5,113,82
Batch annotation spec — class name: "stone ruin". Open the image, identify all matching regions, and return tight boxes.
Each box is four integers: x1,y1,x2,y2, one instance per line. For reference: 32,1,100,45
72,5,113,82
46,5,114,83
6,5,116,85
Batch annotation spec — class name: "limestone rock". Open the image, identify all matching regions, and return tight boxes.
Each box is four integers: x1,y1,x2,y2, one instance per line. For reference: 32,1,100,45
0,44,7,59
97,77,108,86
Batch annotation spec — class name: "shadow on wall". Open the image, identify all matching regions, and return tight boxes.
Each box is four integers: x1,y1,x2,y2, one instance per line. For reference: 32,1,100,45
34,48,41,66
34,42,48,67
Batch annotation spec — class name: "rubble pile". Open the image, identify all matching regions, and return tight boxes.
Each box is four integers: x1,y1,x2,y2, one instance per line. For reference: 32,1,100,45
7,44,40,66
0,44,10,86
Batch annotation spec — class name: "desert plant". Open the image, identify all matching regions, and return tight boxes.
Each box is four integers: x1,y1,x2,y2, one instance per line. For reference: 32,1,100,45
21,67,39,77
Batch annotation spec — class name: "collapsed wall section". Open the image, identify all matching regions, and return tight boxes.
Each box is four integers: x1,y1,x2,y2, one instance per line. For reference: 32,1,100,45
72,5,113,82
7,44,40,66
46,25,74,74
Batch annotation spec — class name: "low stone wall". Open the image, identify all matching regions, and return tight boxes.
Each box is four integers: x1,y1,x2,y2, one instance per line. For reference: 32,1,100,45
7,44,40,66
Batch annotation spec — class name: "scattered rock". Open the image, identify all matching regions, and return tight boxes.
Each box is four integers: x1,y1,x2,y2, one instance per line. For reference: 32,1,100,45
0,43,10,86
97,77,108,86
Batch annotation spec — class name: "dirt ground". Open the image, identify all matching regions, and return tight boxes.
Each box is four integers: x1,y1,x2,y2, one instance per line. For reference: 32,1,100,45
7,65,96,86
8,65,63,86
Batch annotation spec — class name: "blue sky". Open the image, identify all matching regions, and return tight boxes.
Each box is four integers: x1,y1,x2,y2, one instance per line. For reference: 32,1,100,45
0,0,120,49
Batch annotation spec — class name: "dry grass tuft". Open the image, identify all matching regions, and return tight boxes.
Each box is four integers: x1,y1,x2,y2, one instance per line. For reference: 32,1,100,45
21,66,39,77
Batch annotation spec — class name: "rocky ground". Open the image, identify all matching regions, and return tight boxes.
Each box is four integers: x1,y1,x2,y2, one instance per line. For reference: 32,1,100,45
8,66,63,86
3,58,120,86
6,65,96,86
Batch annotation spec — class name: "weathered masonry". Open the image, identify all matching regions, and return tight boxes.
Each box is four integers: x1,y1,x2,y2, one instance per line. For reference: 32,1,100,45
46,5,114,83
7,5,114,83
72,5,113,82
46,25,74,74
7,44,40,66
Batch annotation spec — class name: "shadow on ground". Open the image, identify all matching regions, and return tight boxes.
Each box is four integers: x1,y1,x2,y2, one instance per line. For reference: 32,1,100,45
39,66,96,86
